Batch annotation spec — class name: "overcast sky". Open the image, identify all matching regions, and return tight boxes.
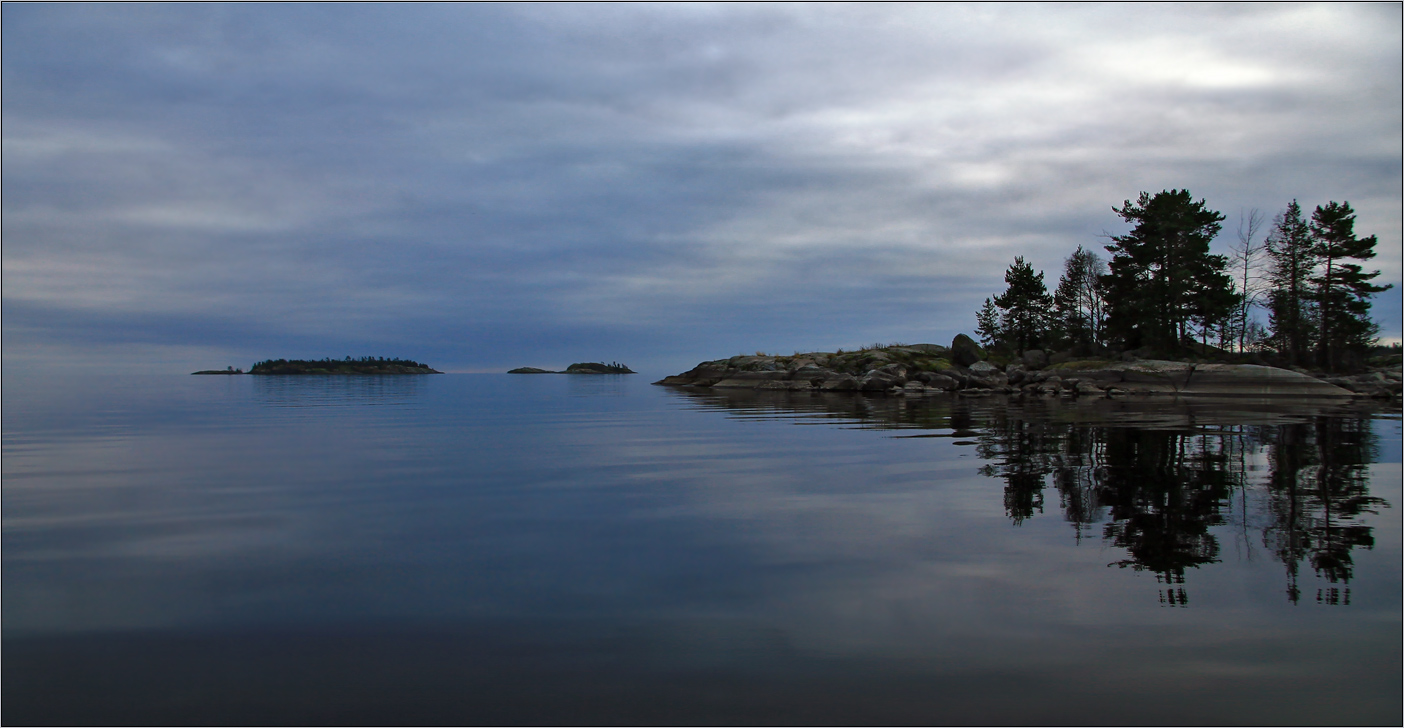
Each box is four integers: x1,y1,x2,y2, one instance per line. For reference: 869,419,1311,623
4,4,1400,374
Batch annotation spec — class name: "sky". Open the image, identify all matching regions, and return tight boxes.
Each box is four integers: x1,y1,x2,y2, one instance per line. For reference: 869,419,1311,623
3,3,1400,375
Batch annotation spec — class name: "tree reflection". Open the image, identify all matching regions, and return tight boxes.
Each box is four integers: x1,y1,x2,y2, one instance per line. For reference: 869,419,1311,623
672,389,1390,605
1261,419,1385,603
971,405,1386,605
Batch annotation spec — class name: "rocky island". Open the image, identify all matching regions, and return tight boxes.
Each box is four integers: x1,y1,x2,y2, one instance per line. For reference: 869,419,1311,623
509,362,635,374
655,335,1402,401
193,357,441,375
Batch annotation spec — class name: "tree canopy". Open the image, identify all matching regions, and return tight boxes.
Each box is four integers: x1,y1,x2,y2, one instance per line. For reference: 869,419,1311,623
1101,189,1235,353
992,256,1053,354
1309,201,1390,371
969,190,1389,371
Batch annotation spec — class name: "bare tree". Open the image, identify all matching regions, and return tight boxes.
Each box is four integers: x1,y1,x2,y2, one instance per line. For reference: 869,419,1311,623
1227,209,1266,352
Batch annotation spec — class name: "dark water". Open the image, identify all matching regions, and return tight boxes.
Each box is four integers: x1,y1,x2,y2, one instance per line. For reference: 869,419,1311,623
3,373,1400,725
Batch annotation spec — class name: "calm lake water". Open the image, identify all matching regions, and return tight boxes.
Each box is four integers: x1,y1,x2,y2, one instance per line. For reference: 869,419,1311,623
3,372,1400,725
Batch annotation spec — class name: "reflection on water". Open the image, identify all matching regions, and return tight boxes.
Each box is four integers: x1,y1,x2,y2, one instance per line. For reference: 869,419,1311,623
3,375,1399,724
675,389,1394,607
250,373,430,408
981,413,1383,606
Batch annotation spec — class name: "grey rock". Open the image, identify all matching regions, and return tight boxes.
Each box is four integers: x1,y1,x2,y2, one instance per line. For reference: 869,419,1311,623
969,361,999,375
876,363,909,382
951,334,984,367
1022,349,1048,369
927,374,959,391
792,365,830,381
860,372,901,391
820,374,860,391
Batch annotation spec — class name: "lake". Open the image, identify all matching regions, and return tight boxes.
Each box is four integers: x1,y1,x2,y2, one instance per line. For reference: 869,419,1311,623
3,372,1400,725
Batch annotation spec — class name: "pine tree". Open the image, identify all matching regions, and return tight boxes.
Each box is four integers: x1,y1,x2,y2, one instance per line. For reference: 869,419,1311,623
975,297,1003,349
1101,190,1232,353
1264,201,1317,367
1309,201,1390,372
993,257,1052,354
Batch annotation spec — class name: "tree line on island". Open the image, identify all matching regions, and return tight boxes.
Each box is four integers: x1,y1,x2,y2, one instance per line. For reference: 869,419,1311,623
247,356,441,375
975,190,1394,373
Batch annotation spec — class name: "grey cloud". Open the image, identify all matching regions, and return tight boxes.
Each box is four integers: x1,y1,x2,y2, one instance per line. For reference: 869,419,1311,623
4,4,1399,373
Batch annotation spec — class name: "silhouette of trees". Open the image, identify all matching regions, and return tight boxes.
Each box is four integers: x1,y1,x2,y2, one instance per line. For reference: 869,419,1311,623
1309,202,1391,372
991,256,1053,354
1265,201,1318,367
249,357,436,374
971,193,1389,364
1101,189,1236,353
1051,246,1108,354
1224,209,1267,353
975,298,1002,349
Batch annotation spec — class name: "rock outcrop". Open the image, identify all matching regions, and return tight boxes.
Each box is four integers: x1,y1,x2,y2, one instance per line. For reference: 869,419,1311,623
655,338,1398,400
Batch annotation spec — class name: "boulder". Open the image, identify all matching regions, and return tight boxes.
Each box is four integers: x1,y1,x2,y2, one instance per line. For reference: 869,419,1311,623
859,371,901,391
820,374,860,391
875,363,909,381
1074,380,1104,396
969,361,1000,375
951,334,984,367
926,374,959,391
1022,349,1048,369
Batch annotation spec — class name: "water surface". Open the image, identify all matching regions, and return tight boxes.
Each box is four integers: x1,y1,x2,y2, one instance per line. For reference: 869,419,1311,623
3,373,1400,724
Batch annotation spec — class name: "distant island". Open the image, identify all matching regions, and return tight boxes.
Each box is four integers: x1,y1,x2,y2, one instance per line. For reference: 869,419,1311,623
509,362,635,374
192,357,441,375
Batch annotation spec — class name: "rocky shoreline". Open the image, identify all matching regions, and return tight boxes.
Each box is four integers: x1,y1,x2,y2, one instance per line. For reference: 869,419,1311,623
654,337,1403,401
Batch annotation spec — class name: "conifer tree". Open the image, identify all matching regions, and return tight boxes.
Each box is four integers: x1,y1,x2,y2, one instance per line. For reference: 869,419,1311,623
1101,190,1232,353
993,256,1052,354
1264,201,1317,367
975,297,1003,349
1309,201,1390,371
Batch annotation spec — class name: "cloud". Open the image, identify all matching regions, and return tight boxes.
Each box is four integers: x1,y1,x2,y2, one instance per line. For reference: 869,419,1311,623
3,4,1399,372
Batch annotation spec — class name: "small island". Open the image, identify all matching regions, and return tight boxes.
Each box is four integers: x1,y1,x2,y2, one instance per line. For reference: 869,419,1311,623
508,362,635,374
655,336,1401,400
655,190,1399,403
193,357,441,375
